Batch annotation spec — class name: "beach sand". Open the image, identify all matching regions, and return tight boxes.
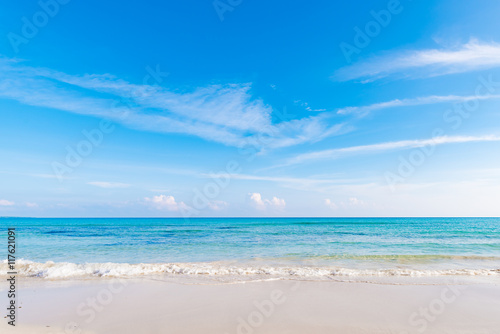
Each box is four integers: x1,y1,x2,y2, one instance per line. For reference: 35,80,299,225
1,277,499,334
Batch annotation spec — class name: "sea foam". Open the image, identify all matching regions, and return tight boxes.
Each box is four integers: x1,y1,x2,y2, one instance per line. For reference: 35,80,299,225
2,259,499,280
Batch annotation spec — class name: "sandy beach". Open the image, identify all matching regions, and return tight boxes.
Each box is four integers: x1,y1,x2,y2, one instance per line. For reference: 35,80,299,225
2,276,499,334
2,0,500,332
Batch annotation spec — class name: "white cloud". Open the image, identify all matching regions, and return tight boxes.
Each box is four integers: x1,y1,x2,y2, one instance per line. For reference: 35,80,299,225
145,195,188,212
26,202,38,208
249,193,286,210
336,94,500,116
0,199,15,206
324,199,338,209
288,134,500,165
249,193,266,210
346,197,364,207
0,58,345,150
334,39,500,82
88,181,131,188
207,200,229,211
325,197,364,210
269,196,286,208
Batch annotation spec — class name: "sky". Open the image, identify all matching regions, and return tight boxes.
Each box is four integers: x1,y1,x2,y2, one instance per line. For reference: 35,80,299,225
1,0,500,217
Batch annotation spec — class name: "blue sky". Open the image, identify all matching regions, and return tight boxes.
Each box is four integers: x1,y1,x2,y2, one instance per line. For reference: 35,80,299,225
1,0,500,217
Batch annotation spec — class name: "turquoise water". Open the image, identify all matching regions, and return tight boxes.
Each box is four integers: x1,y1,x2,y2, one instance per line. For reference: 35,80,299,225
1,217,499,264
1,217,500,279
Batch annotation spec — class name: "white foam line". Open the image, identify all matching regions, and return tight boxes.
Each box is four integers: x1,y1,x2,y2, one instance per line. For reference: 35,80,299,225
1,260,499,280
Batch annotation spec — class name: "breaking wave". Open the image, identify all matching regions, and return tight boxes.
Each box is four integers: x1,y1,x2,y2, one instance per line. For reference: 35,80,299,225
2,259,499,280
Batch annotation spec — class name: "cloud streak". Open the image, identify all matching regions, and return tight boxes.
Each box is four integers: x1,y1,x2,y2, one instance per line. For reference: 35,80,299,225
0,58,345,150
288,134,500,165
336,94,500,116
88,182,131,189
207,173,361,187
334,39,500,82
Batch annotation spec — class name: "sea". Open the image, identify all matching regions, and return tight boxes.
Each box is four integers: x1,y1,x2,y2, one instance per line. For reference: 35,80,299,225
1,217,499,281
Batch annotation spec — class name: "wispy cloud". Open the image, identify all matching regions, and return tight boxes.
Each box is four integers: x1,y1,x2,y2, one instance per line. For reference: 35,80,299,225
288,135,500,165
325,197,364,210
31,173,72,180
207,200,229,211
0,58,345,150
334,39,500,82
0,199,15,206
324,198,338,210
206,173,360,186
144,195,230,213
88,181,131,188
336,94,500,116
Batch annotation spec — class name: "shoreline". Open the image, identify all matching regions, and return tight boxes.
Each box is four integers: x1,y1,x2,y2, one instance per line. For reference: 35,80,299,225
2,259,500,282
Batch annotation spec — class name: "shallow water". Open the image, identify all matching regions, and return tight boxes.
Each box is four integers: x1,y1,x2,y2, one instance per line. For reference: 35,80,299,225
1,217,499,279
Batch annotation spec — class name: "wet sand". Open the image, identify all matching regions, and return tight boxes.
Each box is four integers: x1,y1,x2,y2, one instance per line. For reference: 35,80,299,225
1,277,499,334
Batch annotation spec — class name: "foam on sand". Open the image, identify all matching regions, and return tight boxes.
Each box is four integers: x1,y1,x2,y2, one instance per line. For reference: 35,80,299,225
2,259,499,280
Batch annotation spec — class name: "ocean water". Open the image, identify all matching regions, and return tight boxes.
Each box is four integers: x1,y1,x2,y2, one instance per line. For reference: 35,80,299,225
1,217,499,280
